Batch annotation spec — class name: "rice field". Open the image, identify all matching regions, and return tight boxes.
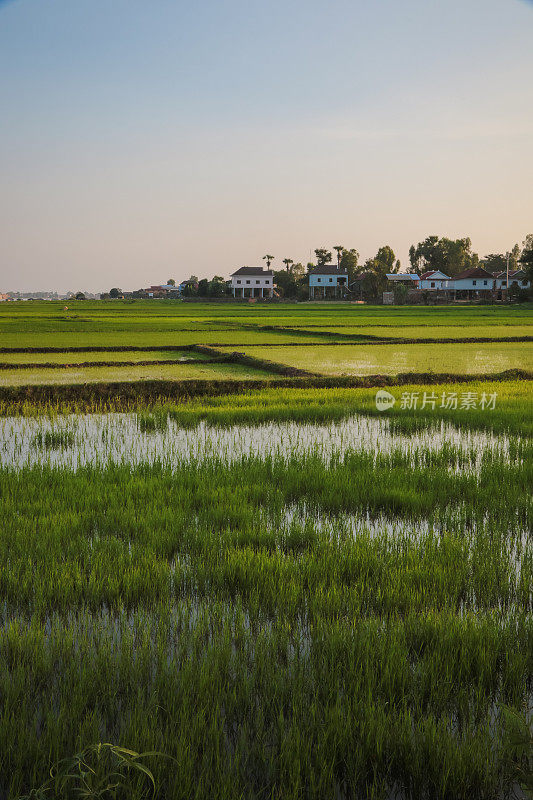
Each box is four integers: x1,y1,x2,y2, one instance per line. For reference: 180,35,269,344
1,378,532,799
0,301,532,798
218,341,533,377
1,300,531,351
0,361,274,387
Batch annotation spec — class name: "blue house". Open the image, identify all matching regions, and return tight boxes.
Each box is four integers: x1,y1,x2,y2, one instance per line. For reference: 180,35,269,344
308,266,348,299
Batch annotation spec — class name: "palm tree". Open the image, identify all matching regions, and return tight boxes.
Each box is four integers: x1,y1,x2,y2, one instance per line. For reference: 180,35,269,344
283,258,294,273
334,246,344,267
263,255,274,268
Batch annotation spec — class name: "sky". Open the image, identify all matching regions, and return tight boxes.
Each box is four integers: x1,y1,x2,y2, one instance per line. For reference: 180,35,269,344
0,0,532,293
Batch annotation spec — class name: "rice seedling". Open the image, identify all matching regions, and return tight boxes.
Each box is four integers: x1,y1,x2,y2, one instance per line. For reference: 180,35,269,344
31,429,75,449
0,301,531,798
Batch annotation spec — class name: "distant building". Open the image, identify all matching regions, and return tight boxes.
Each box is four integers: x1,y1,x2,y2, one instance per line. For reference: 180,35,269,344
445,267,495,298
230,267,273,299
143,284,180,298
308,266,348,299
419,270,450,290
385,273,420,289
493,270,530,291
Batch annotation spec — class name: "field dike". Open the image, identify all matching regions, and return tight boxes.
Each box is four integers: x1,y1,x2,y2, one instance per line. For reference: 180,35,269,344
0,368,530,410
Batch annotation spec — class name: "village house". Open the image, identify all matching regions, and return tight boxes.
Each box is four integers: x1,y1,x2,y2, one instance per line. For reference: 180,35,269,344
385,273,421,289
445,267,495,299
308,266,348,299
493,270,530,292
230,267,273,298
419,270,450,290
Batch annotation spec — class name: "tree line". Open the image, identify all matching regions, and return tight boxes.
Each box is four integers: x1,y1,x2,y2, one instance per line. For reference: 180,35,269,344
100,233,533,301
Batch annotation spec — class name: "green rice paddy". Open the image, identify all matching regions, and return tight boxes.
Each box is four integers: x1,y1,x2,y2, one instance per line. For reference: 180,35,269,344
218,342,533,377
0,361,274,387
0,300,532,799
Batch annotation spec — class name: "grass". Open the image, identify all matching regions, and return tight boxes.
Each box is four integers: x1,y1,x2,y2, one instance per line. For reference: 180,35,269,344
0,361,274,386
218,341,533,377
1,300,531,350
0,424,531,798
281,324,533,339
1,301,532,799
0,349,210,364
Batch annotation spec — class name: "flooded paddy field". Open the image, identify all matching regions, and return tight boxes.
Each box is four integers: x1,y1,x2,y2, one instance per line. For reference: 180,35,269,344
0,394,531,800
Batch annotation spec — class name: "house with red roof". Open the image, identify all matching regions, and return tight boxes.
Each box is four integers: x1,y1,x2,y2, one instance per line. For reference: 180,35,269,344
446,267,495,298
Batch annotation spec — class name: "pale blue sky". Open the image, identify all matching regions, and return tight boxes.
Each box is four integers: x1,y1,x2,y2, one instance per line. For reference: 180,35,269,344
1,0,532,292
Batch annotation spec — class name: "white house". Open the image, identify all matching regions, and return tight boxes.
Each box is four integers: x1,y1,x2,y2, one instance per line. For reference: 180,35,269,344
445,267,495,297
493,270,530,291
419,270,450,290
308,266,348,299
231,267,273,298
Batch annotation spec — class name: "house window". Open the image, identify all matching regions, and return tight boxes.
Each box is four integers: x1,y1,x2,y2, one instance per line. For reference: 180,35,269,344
472,280,477,286
483,280,487,285
256,280,260,284
246,280,250,284
502,281,506,287
329,278,333,283
317,278,321,283
236,280,241,284
431,282,435,288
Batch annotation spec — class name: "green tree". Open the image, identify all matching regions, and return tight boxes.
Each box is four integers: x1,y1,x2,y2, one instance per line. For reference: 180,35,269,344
374,246,397,273
282,258,294,273
291,262,305,279
333,245,344,266
483,254,507,273
167,278,176,286
274,269,298,298
509,243,521,270
197,279,209,296
75,292,85,300
409,236,477,277
314,248,332,266
208,276,226,297
109,288,121,298
339,248,359,284
519,247,533,285
263,254,274,268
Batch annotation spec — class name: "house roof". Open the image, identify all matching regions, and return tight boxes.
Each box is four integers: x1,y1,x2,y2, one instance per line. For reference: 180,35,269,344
308,265,348,276
231,266,273,277
420,270,450,280
495,270,525,279
386,273,419,281
351,271,375,283
451,267,494,281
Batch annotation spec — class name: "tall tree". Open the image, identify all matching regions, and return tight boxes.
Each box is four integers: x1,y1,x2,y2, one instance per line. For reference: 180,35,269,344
521,233,533,253
483,254,507,274
519,247,533,285
167,278,176,286
333,245,344,266
374,246,397,273
509,243,521,271
263,255,274,268
314,248,332,266
408,245,420,272
409,236,477,277
282,258,294,273
339,248,359,284
274,269,298,298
